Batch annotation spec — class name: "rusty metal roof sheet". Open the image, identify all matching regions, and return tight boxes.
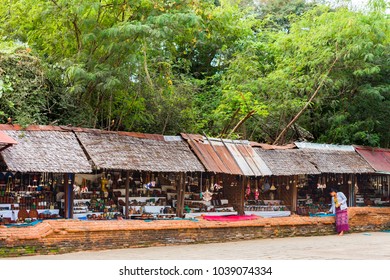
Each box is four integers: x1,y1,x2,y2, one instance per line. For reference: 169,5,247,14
181,134,272,176
0,131,17,145
354,146,390,174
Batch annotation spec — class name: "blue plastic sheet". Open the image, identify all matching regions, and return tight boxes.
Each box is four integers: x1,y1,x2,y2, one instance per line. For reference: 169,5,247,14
5,220,43,228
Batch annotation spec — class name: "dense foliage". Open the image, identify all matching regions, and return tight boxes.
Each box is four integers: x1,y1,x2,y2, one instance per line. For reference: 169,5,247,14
0,0,389,147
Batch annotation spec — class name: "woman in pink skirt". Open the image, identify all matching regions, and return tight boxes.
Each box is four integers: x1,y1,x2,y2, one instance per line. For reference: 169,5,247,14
329,188,349,236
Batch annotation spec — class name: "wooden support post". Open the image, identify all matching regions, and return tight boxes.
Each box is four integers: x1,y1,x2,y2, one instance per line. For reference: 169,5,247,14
349,174,355,207
64,173,68,219
176,173,185,218
237,176,245,216
70,175,74,219
63,173,74,219
175,174,181,217
291,175,298,213
125,170,130,219
181,172,185,217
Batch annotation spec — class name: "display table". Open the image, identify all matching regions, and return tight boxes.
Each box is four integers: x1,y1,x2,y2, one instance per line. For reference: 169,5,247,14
185,210,291,219
119,197,165,203
123,205,171,214
0,209,60,221
245,211,291,218
185,212,237,218
128,213,176,220
73,212,120,219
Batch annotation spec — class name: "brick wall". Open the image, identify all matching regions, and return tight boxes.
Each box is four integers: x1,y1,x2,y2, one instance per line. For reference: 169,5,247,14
0,207,389,258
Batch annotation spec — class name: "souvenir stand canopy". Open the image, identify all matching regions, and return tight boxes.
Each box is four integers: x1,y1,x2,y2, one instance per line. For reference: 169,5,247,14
74,129,205,219
0,125,92,223
354,146,390,207
253,147,320,215
181,133,274,217
293,142,375,215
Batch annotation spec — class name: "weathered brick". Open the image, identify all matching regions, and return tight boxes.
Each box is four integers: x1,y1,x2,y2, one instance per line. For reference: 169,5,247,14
0,207,389,257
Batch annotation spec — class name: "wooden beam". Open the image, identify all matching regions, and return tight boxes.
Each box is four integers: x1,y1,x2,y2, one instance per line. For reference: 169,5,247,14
291,175,298,213
237,176,246,215
125,170,130,219
0,144,12,152
64,173,74,219
175,173,186,218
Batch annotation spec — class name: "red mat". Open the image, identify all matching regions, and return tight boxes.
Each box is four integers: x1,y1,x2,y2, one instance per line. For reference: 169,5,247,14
202,215,258,222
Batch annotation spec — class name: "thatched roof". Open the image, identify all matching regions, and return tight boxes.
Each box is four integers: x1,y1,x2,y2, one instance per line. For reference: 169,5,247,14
0,126,92,173
254,149,320,176
75,131,205,172
293,142,374,174
300,149,375,174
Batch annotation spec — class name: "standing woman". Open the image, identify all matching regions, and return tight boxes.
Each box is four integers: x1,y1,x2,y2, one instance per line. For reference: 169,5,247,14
329,188,349,236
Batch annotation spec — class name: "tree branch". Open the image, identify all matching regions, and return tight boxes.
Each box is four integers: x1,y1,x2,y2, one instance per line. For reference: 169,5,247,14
219,107,240,138
142,42,154,89
273,55,340,145
227,110,256,138
72,17,82,52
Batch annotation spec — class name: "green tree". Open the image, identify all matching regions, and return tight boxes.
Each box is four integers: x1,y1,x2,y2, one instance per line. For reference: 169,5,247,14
0,42,66,125
217,1,390,147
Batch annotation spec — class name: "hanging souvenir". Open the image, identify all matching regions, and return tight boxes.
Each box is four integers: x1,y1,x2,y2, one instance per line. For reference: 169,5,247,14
202,188,213,202
107,173,113,189
263,178,270,191
246,181,251,197
101,173,108,193
210,177,215,191
73,184,81,194
214,182,223,191
6,176,12,193
254,188,259,201
144,181,156,190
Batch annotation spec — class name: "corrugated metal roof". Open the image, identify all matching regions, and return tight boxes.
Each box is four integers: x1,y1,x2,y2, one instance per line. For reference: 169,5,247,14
295,142,355,151
354,146,390,174
163,136,183,142
181,134,272,176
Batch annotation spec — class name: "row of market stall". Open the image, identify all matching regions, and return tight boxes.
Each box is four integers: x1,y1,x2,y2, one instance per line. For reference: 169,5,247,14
0,124,389,223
